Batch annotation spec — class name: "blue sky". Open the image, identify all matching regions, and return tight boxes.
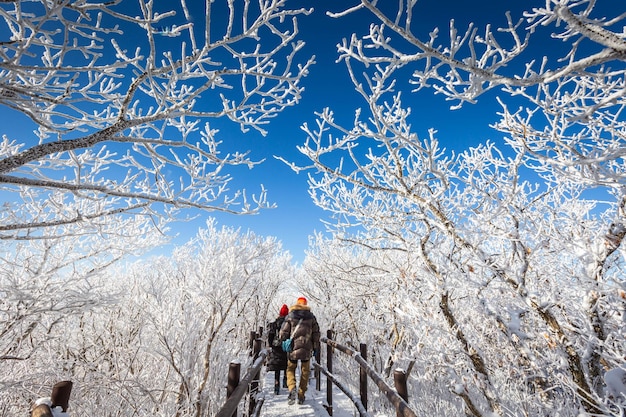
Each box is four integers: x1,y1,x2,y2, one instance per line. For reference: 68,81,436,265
4,0,608,263
188,0,523,263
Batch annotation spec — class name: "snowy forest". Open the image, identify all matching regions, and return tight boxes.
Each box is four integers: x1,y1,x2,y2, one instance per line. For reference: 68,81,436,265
1,0,625,416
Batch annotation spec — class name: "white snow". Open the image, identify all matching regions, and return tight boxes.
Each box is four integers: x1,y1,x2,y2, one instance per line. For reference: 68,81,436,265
452,383,465,395
604,367,626,400
34,398,70,417
259,369,359,417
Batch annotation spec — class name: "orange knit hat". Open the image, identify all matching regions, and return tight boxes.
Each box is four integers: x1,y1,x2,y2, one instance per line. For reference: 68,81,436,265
296,297,307,306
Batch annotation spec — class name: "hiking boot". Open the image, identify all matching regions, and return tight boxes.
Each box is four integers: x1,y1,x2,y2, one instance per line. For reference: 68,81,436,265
287,389,296,405
297,396,305,405
274,385,280,395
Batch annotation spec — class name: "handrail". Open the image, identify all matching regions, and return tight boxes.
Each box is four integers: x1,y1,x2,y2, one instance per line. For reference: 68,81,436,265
215,348,268,417
216,328,418,417
28,328,415,417
312,358,370,417
321,336,419,417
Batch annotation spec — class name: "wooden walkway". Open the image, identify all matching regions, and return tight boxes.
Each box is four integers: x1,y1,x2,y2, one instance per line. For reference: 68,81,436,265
259,369,354,417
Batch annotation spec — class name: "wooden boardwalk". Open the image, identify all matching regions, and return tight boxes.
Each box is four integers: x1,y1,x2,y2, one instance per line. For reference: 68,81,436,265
259,369,354,417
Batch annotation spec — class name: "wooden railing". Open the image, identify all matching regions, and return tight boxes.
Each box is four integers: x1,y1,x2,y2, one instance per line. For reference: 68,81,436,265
28,327,416,417
22,322,420,417
30,381,73,417
28,339,267,417
216,329,267,417
216,327,418,417
315,330,418,417
26,330,269,417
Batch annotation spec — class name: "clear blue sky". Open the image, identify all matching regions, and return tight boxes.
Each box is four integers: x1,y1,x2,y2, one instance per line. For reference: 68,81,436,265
186,0,524,263
227,0,619,263
4,0,599,263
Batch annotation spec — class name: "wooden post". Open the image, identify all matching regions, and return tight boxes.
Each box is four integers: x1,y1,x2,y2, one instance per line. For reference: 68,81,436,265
315,347,321,391
253,338,262,358
249,331,256,356
227,362,241,417
51,381,73,412
217,352,268,417
325,330,334,416
393,369,408,417
31,381,72,417
248,338,263,416
360,343,368,411
322,336,417,417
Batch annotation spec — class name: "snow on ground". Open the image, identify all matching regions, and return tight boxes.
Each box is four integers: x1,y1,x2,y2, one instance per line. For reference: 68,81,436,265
259,369,357,417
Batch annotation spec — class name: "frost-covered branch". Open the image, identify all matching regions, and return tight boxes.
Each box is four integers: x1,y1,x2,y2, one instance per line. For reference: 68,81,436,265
293,1,626,415
0,0,314,238
333,0,626,106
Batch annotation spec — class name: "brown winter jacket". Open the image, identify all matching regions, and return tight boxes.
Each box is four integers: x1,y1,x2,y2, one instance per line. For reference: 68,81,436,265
279,304,320,361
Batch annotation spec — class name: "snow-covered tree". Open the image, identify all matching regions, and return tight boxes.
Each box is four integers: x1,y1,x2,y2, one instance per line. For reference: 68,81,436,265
2,219,294,416
293,1,626,416
0,0,314,240
0,1,310,413
0,213,166,413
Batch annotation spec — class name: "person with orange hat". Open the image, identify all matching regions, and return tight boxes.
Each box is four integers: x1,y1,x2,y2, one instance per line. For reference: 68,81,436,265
279,296,320,405
267,304,290,394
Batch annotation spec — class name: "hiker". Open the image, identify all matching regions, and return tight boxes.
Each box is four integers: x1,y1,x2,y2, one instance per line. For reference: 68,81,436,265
279,296,320,405
267,304,289,394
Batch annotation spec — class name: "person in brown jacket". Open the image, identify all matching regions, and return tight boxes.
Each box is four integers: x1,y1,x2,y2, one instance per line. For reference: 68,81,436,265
279,296,320,405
